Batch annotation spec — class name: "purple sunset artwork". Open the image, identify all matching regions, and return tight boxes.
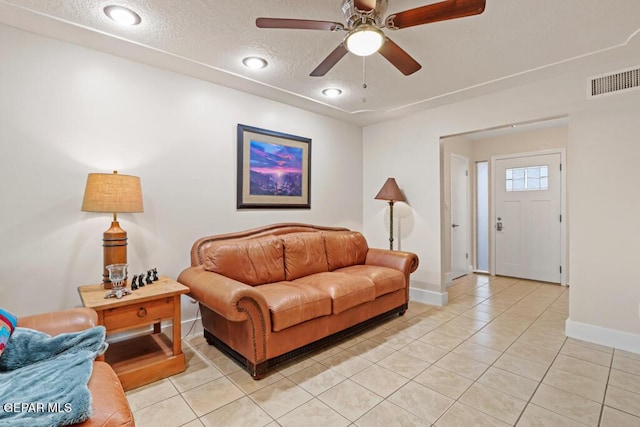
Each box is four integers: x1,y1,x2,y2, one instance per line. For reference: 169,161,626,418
249,140,303,196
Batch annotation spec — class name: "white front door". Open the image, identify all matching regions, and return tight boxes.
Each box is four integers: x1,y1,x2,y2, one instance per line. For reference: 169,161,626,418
451,154,469,280
494,152,562,283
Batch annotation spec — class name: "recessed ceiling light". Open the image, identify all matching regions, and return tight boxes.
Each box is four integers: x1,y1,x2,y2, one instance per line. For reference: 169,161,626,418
322,88,342,98
242,57,268,70
104,5,142,26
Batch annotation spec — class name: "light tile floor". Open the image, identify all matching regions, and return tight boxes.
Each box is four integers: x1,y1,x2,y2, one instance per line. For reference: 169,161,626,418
126,274,640,426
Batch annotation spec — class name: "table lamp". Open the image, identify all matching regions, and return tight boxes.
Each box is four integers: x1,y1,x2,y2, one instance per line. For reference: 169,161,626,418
81,171,143,287
375,177,406,250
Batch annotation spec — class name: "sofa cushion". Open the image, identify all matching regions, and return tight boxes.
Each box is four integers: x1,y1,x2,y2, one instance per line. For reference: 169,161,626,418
292,272,376,314
336,265,405,298
282,233,329,280
203,237,285,286
255,282,332,332
324,231,369,271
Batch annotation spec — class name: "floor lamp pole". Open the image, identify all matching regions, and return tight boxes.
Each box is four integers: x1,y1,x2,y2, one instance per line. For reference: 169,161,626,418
388,200,395,250
375,177,406,252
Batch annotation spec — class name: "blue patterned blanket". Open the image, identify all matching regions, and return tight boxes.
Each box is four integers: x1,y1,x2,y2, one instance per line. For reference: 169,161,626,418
0,326,107,426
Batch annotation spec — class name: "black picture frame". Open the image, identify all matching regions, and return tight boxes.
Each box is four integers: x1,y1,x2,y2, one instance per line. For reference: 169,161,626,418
237,124,311,209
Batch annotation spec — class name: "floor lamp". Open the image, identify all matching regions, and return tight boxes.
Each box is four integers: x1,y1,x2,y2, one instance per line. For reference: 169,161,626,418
375,177,406,251
81,171,143,288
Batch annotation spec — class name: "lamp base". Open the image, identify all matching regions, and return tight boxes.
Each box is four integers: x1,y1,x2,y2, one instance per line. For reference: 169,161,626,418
103,221,127,289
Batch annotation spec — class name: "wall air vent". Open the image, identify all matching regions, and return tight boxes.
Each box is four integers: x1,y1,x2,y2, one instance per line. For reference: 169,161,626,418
588,66,640,98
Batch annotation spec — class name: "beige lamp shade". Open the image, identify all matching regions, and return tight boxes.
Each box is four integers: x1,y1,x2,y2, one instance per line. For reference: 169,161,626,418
374,177,406,203
81,171,143,213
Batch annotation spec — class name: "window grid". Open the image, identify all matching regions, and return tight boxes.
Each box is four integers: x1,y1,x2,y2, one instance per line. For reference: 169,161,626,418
506,165,548,192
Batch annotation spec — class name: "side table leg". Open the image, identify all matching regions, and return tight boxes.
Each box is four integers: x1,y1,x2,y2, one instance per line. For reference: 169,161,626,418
172,295,182,356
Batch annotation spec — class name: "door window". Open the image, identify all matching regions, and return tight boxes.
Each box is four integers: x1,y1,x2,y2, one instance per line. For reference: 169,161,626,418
506,165,548,191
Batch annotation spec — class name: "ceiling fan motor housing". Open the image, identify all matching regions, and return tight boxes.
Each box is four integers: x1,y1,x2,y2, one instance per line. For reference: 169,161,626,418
342,0,388,28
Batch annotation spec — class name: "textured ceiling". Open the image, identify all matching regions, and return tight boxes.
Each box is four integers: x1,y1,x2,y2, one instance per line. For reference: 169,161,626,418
1,0,639,125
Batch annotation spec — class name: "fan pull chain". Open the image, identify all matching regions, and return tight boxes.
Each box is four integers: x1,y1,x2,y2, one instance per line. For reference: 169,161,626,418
362,56,367,103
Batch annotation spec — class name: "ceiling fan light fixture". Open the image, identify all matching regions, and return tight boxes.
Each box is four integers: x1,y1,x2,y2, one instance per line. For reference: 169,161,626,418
242,56,268,70
322,88,342,97
103,5,141,26
345,24,385,56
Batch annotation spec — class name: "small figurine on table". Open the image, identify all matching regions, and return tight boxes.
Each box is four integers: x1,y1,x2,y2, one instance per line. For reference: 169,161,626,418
131,275,139,290
152,268,159,281
137,273,145,287
146,270,153,285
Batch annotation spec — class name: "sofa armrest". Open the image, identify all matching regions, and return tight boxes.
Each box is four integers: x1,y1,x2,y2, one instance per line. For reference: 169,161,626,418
78,361,134,427
365,248,419,276
178,267,271,324
18,307,98,336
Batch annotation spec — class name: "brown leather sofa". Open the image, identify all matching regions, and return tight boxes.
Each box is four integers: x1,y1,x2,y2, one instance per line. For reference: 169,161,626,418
18,308,135,427
178,223,419,379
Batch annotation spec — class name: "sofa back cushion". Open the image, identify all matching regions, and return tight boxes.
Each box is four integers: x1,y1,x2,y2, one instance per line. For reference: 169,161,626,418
282,233,329,280
203,237,285,286
324,231,368,271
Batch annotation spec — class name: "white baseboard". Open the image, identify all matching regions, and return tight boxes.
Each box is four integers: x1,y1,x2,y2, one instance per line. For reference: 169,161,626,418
566,318,640,354
181,317,204,339
410,287,448,306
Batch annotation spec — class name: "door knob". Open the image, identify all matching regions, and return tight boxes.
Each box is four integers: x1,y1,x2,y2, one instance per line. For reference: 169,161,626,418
452,224,460,228
496,222,503,231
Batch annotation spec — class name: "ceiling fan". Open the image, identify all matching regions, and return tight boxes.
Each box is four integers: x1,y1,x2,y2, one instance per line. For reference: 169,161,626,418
256,0,486,77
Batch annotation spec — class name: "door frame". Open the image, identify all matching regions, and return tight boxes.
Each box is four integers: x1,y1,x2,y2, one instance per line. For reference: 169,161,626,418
490,148,567,285
450,153,471,281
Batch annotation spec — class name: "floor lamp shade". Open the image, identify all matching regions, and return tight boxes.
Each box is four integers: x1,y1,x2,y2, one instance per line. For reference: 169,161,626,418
82,171,143,287
375,178,406,250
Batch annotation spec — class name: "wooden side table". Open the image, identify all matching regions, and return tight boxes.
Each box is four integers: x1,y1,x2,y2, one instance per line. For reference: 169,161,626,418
78,276,189,391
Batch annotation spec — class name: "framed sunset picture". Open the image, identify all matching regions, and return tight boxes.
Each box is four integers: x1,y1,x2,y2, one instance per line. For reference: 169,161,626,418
237,124,311,209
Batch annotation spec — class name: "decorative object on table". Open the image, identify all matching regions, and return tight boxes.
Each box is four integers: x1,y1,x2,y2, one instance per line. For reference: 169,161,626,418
104,263,131,299
375,177,407,250
152,268,159,281
137,274,145,288
145,270,153,285
130,275,138,290
81,170,143,288
237,124,311,209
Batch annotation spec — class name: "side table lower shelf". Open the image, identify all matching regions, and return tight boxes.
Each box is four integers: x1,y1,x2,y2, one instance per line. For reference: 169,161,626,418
106,333,186,391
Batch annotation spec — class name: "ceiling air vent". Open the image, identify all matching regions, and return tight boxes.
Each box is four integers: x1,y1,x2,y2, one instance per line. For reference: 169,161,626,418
588,66,640,98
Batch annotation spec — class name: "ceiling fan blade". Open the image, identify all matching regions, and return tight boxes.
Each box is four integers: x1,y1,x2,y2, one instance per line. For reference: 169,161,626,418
310,44,349,77
378,38,422,76
386,0,486,30
256,18,344,31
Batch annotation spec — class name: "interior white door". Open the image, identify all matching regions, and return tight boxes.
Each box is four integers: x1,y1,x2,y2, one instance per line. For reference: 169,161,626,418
494,152,561,283
451,154,469,280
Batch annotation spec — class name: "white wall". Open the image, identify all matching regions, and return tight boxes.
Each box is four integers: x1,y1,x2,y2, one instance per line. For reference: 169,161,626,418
363,34,640,352
0,24,363,320
566,96,640,351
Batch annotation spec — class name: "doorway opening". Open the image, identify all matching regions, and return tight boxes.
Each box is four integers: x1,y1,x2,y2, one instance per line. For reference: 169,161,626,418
440,116,569,287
